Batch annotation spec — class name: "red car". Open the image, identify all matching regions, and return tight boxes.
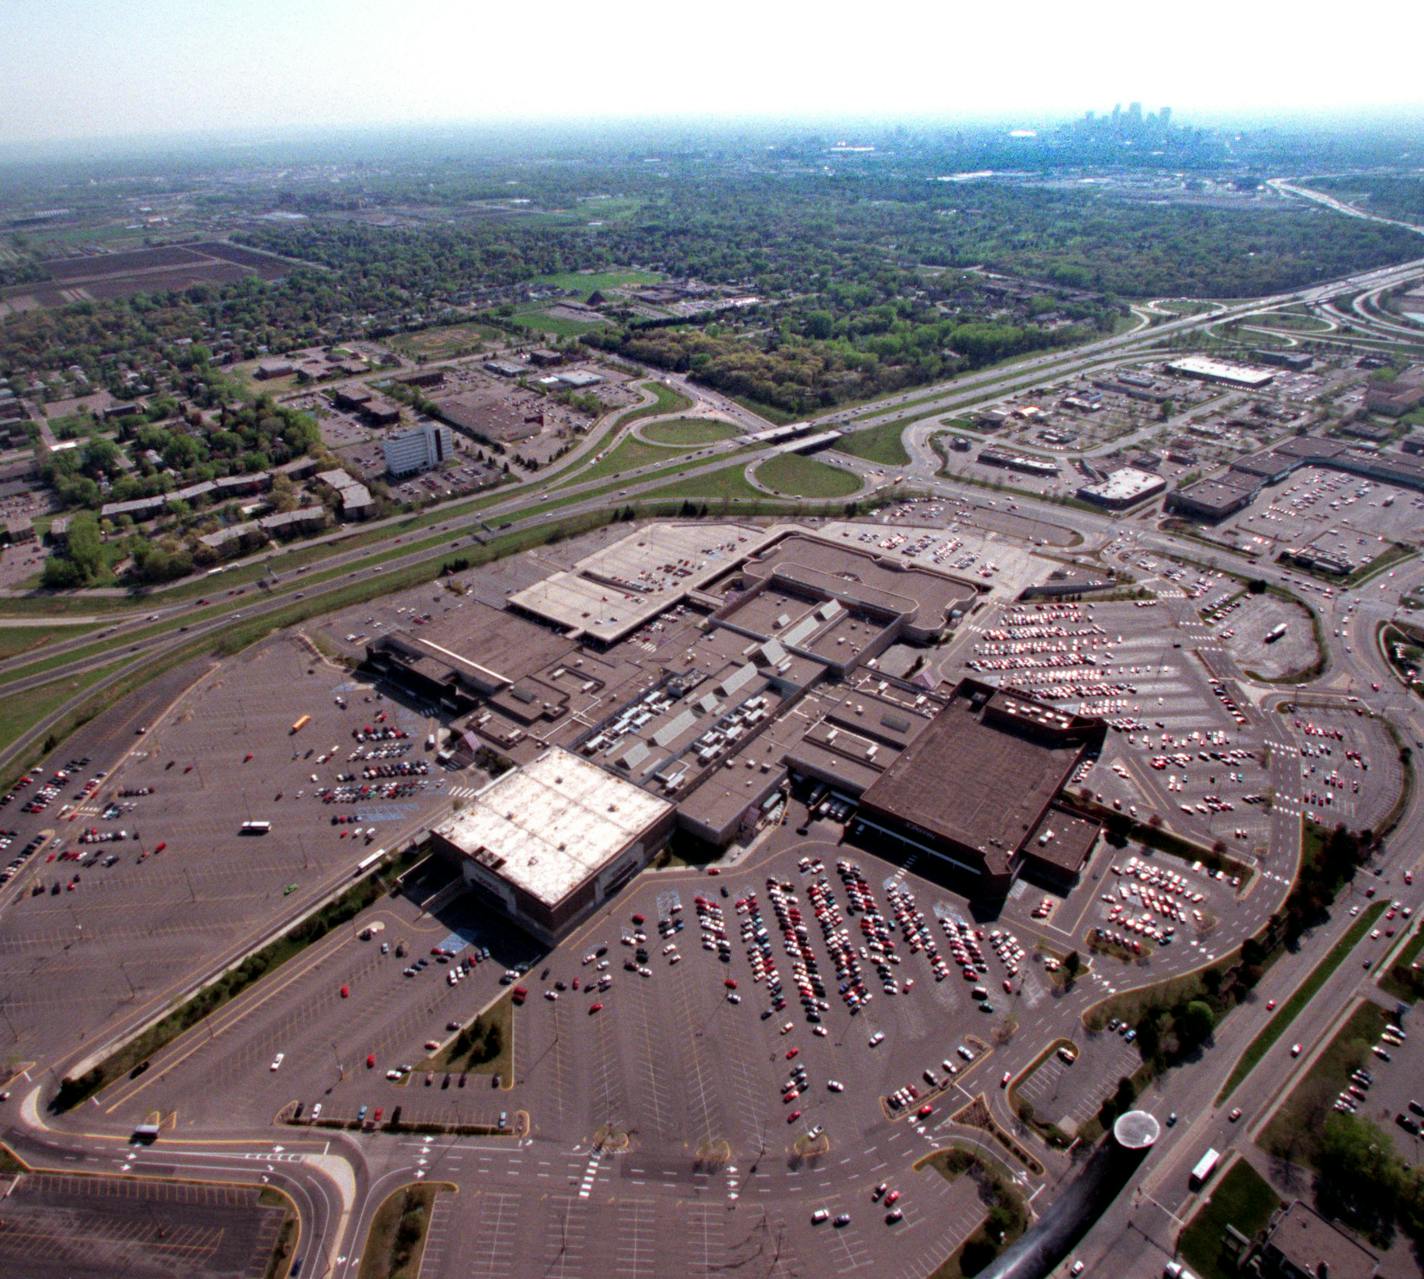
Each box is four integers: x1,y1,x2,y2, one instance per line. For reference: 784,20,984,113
340,985,350,999
884,1189,901,1206
588,1002,604,1015
511,986,528,1006
917,1104,934,1118
724,978,738,990
787,1109,802,1123
786,1047,799,1060
366,1054,376,1069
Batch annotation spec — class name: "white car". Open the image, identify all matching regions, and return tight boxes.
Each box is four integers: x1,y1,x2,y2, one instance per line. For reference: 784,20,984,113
869,1031,886,1047
270,1052,285,1071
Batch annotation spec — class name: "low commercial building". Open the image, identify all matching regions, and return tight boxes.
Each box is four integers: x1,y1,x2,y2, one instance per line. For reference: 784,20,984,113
429,748,675,945
853,680,1104,899
977,448,1059,477
383,422,454,477
1165,356,1275,388
1166,476,1260,522
3,515,34,545
1257,1200,1379,1279
1076,467,1167,509
1252,348,1313,371
1365,379,1424,417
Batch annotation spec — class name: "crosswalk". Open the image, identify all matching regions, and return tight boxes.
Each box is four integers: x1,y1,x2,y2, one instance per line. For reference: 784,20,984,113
449,785,482,800
577,1149,602,1199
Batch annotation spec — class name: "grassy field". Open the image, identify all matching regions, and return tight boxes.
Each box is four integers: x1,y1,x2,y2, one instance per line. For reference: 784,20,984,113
641,417,739,446
617,381,694,425
387,321,503,360
641,462,763,503
1259,1000,1389,1165
752,454,862,499
0,657,128,750
1217,900,1388,1102
834,417,912,466
358,1183,442,1279
535,268,662,295
506,304,608,339
0,623,96,661
729,394,800,425
550,433,700,490
1178,1158,1282,1279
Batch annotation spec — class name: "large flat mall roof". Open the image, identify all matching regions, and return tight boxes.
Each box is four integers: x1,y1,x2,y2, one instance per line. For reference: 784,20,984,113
433,748,671,908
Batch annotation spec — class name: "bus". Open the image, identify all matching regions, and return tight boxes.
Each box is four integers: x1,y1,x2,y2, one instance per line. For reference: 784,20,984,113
239,820,272,836
1189,1148,1220,1188
355,848,386,875
290,714,312,735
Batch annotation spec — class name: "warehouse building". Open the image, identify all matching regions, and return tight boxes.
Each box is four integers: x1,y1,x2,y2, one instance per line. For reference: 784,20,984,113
429,748,675,945
1165,356,1275,389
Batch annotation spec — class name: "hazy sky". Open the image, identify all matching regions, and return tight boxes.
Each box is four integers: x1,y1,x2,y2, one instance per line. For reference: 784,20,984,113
3,0,1419,144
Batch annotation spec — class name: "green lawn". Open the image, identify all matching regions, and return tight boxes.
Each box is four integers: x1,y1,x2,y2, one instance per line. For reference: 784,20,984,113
1178,1159,1282,1279
641,463,763,503
0,623,96,662
506,305,609,339
0,657,126,752
1260,1000,1389,1166
834,417,912,466
387,321,502,360
535,268,662,295
752,454,862,499
1217,901,1387,1102
642,418,739,446
617,381,694,425
550,434,699,491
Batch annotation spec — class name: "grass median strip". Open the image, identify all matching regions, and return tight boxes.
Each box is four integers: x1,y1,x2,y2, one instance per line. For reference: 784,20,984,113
1216,899,1387,1104
358,1182,448,1279
53,846,424,1112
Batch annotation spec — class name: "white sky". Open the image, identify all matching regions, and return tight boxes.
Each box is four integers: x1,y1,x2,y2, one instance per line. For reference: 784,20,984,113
1,0,1420,144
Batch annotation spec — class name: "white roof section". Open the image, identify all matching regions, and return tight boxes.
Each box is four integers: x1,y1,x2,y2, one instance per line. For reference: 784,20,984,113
1078,467,1166,502
1166,356,1274,387
434,748,671,908
508,522,781,643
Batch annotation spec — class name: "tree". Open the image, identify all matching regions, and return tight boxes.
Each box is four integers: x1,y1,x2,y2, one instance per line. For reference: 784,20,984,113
1178,999,1216,1048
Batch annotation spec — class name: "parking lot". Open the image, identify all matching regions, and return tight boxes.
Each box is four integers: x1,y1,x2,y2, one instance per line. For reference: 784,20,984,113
48,824,1107,1278
0,1173,285,1279
1285,702,1403,830
1014,1031,1140,1136
1224,466,1424,565
96,861,541,1135
0,638,475,1070
963,597,1279,852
